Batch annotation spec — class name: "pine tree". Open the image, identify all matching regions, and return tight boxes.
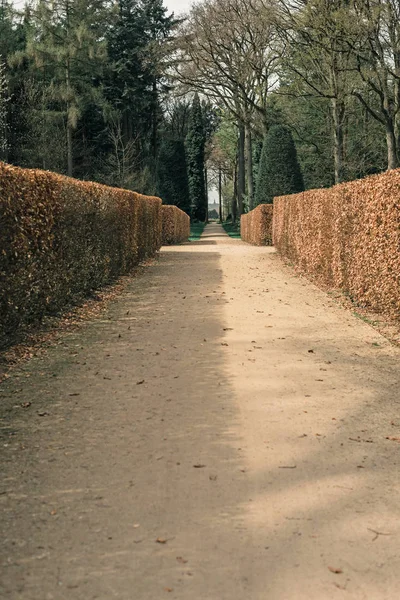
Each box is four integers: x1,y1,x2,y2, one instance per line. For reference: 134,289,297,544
156,139,190,213
186,94,206,221
255,125,304,205
24,0,108,176
107,0,177,164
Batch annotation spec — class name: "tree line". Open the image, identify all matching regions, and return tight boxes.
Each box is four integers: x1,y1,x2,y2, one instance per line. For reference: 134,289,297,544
0,0,398,221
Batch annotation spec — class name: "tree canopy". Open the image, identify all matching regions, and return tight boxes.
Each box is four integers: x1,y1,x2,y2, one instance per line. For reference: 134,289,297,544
0,0,397,217
255,125,304,205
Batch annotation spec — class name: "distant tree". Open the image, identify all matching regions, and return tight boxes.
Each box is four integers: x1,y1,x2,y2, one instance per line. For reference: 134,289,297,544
156,138,190,213
255,125,304,205
186,93,206,220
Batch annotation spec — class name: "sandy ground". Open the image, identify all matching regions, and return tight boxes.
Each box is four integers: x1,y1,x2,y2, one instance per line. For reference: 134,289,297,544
1,222,400,600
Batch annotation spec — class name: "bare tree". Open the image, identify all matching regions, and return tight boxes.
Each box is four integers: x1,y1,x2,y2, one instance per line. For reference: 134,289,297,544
103,113,143,190
275,0,354,183
344,0,400,169
174,0,280,213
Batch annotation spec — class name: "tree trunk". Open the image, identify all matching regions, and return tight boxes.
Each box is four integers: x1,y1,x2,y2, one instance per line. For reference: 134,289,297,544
204,166,208,223
65,3,73,178
245,123,254,211
151,79,158,160
232,163,238,222
238,120,245,216
331,97,345,184
386,124,398,170
66,115,73,177
218,167,222,223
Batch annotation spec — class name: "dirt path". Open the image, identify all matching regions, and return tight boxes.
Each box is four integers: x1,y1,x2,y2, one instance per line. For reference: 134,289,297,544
1,223,400,599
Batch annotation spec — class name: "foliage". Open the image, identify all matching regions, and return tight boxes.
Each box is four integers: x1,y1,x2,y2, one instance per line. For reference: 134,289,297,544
156,138,190,213
255,125,304,205
222,222,241,238
273,168,400,319
0,161,162,349
241,204,273,246
161,205,190,245
0,0,397,199
186,93,206,221
189,222,206,240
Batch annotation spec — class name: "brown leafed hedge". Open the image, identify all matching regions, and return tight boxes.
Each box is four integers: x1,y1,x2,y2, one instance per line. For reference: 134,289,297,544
161,205,190,245
0,162,162,348
273,169,400,319
241,204,273,246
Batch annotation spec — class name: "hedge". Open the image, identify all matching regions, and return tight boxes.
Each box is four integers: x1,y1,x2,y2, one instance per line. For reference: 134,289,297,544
273,169,400,319
161,205,190,245
241,204,273,246
0,162,162,348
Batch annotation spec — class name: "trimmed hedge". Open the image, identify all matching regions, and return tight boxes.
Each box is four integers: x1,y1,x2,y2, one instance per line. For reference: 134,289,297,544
273,169,400,318
0,162,162,348
161,205,190,245
241,204,273,246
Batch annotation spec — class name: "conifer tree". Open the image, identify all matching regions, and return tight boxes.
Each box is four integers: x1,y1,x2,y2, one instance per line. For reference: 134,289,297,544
25,0,108,176
186,93,206,221
156,139,190,213
255,125,304,205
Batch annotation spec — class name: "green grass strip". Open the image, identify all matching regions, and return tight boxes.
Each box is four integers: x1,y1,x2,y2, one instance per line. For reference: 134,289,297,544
222,222,241,239
189,222,206,241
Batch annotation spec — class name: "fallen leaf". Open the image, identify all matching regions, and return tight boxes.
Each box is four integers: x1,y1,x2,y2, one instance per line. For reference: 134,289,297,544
328,566,343,574
156,538,167,544
136,380,145,385
164,587,173,592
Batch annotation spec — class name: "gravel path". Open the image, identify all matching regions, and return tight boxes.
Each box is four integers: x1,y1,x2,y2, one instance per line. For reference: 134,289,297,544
1,223,400,599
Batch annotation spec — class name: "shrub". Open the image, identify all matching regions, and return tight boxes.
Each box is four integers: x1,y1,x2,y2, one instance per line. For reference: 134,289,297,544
255,125,304,205
273,169,400,319
0,162,162,348
162,205,190,245
241,204,273,246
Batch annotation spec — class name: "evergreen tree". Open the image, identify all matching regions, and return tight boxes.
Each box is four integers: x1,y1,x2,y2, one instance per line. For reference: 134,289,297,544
255,125,304,205
23,0,109,176
106,0,177,164
0,1,17,58
156,139,190,213
186,93,206,221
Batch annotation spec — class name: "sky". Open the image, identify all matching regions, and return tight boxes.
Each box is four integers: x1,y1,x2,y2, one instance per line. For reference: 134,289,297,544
164,0,193,15
12,0,193,12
